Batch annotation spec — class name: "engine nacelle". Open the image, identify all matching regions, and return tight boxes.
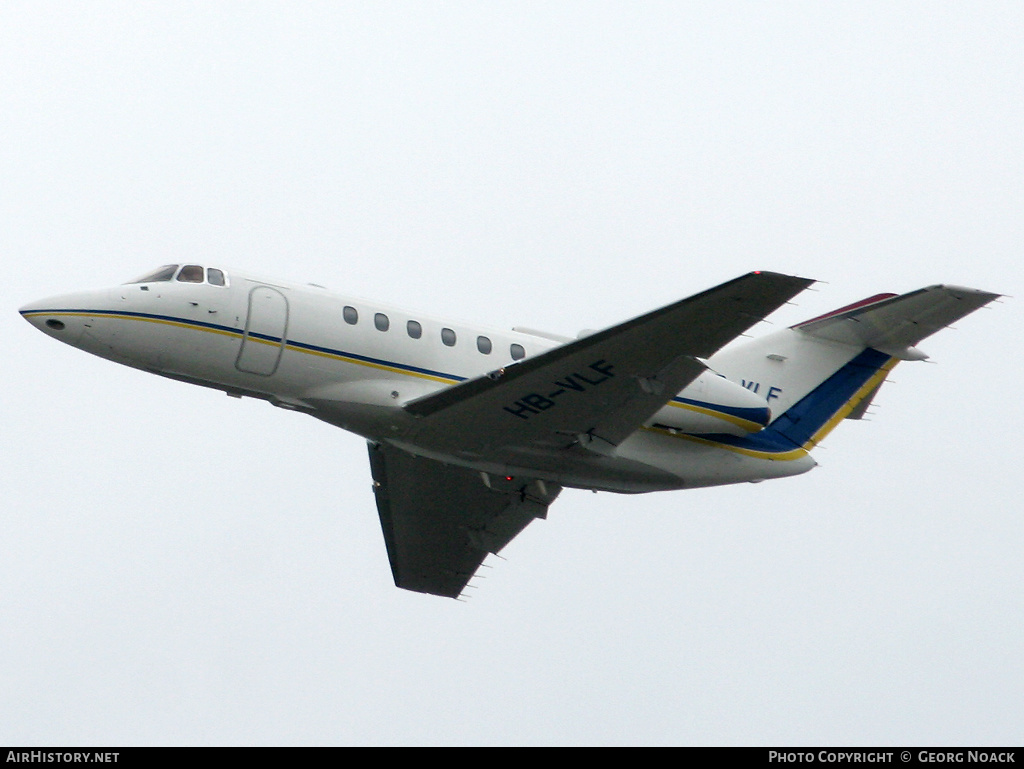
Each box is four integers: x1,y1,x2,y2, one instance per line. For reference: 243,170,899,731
649,371,770,436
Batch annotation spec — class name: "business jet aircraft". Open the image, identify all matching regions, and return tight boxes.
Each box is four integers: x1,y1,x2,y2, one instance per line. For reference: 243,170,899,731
20,266,997,598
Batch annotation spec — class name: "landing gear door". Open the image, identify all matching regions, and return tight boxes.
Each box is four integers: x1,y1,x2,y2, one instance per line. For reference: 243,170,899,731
236,286,289,376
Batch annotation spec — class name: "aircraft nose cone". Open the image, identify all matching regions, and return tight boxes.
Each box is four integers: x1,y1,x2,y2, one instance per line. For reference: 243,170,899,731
19,294,88,343
19,300,56,330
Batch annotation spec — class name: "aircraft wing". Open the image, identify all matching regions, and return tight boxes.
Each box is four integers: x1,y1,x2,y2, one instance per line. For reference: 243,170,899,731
367,441,561,598
405,271,813,454
371,271,810,598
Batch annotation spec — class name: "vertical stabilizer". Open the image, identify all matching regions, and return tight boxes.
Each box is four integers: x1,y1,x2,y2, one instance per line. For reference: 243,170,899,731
705,284,998,452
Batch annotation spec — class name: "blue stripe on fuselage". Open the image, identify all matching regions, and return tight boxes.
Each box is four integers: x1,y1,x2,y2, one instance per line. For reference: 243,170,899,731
687,348,893,453
26,307,792,430
21,308,466,383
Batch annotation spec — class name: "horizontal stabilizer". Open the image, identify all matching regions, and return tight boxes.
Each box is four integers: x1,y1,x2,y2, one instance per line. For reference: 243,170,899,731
792,285,1000,359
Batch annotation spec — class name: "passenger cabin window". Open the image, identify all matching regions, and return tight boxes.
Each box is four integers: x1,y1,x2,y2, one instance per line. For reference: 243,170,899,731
374,313,390,332
407,320,422,339
177,264,204,283
441,328,457,347
510,343,526,360
477,336,492,354
343,306,358,325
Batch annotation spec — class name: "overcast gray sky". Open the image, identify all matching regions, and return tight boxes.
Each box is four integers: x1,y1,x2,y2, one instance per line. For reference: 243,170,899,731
3,2,1021,746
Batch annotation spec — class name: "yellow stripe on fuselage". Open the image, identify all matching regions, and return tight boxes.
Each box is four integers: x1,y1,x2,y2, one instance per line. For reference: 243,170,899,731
666,399,764,433
23,311,242,340
641,428,811,461
26,310,462,385
644,356,899,461
282,342,458,384
800,357,899,448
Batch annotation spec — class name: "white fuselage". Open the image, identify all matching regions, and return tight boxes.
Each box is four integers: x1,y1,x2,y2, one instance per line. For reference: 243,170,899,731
20,270,817,493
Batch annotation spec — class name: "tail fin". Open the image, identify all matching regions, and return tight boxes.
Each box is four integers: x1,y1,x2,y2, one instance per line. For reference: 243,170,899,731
707,284,999,452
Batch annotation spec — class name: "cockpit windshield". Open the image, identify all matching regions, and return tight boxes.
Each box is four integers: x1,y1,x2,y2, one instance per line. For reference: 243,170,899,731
176,265,204,283
127,265,228,286
129,265,178,283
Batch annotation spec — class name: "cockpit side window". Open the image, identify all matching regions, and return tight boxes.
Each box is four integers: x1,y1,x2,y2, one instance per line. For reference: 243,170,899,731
207,268,226,286
177,265,204,283
128,265,179,283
